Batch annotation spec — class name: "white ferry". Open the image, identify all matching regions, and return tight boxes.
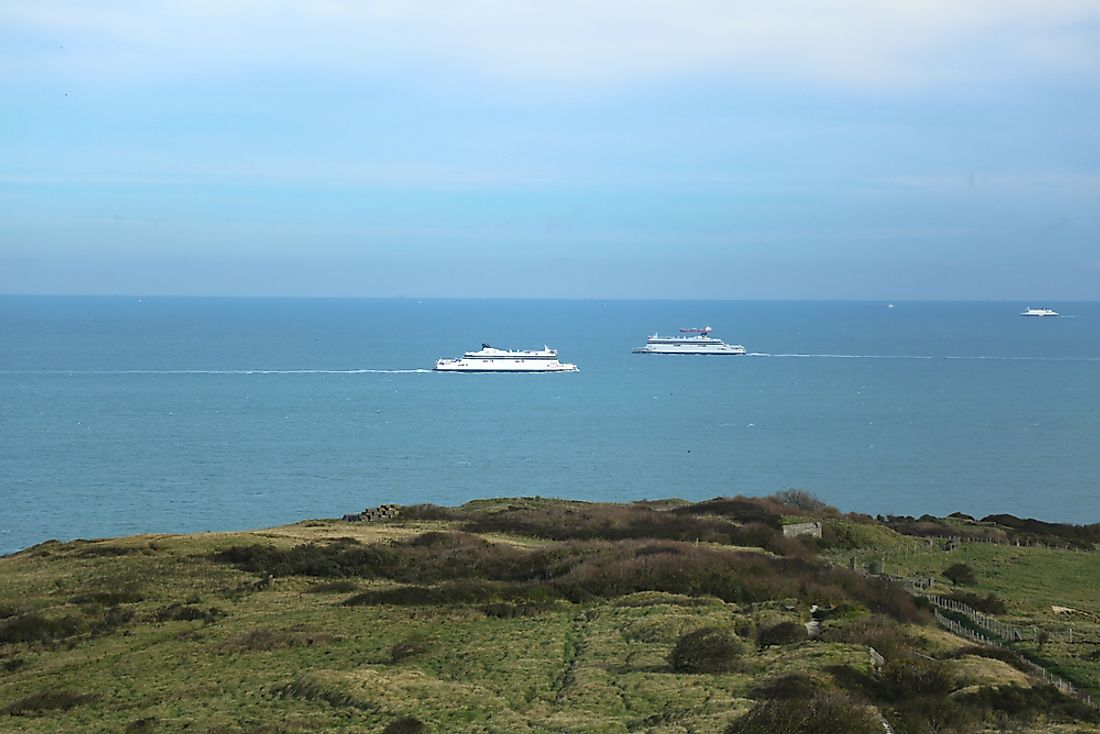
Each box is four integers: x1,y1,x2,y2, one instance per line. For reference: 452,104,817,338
1020,307,1059,317
632,327,747,355
434,344,579,373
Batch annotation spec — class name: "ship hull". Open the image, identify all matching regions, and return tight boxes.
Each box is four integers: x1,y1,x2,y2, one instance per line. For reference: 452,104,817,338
434,359,578,372
632,345,746,355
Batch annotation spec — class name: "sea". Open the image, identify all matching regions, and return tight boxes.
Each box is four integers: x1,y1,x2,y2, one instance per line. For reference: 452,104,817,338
2,296,1098,555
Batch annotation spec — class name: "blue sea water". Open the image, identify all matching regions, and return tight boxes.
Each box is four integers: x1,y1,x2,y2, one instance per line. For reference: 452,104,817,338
1,296,1098,554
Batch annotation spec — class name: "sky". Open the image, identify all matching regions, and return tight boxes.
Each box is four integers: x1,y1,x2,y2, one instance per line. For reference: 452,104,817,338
2,1,1099,299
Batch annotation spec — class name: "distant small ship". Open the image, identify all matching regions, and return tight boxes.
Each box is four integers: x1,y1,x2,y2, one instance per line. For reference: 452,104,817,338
632,326,747,355
1020,307,1059,317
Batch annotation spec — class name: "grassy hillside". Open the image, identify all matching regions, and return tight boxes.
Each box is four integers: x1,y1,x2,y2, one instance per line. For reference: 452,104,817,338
1,497,1098,733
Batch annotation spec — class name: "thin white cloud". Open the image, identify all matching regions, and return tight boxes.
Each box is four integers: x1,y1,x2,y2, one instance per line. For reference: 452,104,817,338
3,0,1099,87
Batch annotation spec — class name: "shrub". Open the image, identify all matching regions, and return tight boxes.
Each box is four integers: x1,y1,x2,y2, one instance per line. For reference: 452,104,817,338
212,541,390,579
481,601,553,618
302,580,358,594
0,613,83,645
125,718,157,734
669,627,743,673
154,603,223,624
673,496,785,529
390,636,432,663
70,588,145,606
770,489,834,514
464,504,742,544
943,563,977,586
757,621,807,648
945,591,1006,615
748,673,821,700
383,717,426,734
271,675,372,711
957,683,1100,724
399,504,460,521
1,690,96,715
219,628,331,653
345,581,544,607
724,690,881,734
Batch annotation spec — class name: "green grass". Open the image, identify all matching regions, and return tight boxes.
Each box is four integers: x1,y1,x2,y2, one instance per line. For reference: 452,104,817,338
2,499,1099,733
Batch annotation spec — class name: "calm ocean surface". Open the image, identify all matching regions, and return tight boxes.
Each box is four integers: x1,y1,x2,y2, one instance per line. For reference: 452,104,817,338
2,297,1098,554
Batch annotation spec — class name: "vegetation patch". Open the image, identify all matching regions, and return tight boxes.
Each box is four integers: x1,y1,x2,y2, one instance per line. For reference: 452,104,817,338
154,602,223,624
945,590,1007,615
0,613,83,645
390,636,433,663
1,689,96,715
271,674,374,711
757,620,808,648
724,690,882,734
669,627,743,673
218,627,332,653
747,672,824,700
302,580,359,594
382,716,426,734
70,588,145,606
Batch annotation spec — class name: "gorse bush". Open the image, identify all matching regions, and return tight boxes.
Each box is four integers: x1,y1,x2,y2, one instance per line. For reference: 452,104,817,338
769,489,835,514
943,563,977,586
0,613,83,645
669,627,743,673
217,533,930,622
271,675,371,711
383,717,427,734
724,690,882,734
302,580,358,594
672,496,786,528
154,602,222,624
946,591,1006,615
747,673,822,701
390,636,433,663
956,684,1100,725
1,690,96,715
757,621,807,648
212,541,391,579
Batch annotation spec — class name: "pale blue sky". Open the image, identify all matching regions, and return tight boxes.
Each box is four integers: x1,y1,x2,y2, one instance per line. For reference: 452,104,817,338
2,1,1099,299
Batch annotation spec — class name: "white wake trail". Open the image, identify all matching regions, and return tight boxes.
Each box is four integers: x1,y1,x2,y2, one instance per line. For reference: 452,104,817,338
0,368,434,375
748,353,1100,362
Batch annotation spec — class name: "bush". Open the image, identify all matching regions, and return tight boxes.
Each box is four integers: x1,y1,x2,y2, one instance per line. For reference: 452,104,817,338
945,591,1006,615
757,621,807,648
390,636,432,663
154,603,223,624
399,504,460,521
212,541,390,579
219,628,331,653
302,580,359,594
770,490,834,514
724,690,881,734
1,690,96,715
70,588,144,606
669,627,743,673
943,563,977,586
125,718,157,734
957,683,1100,725
748,673,821,700
0,613,83,645
383,717,426,734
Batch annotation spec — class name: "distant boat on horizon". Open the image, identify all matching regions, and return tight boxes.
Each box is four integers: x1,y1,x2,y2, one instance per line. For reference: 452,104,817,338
1020,307,1059,317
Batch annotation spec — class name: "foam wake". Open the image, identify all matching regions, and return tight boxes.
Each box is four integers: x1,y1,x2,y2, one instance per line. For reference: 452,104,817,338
0,368,434,375
748,353,1100,362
